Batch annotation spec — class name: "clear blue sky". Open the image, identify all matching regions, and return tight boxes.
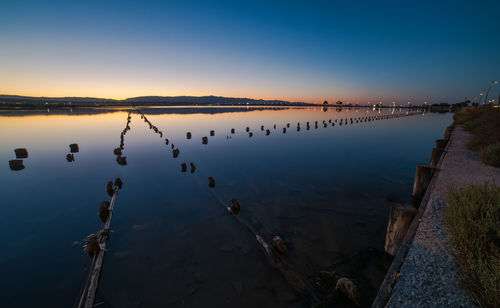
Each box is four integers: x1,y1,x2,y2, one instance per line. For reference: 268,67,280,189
1,0,499,104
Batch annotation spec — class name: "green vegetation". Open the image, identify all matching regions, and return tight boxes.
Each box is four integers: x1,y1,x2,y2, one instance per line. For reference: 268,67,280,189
454,106,500,167
445,182,500,307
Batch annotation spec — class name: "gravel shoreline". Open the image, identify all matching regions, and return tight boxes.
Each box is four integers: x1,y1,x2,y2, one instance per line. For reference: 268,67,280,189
386,125,500,307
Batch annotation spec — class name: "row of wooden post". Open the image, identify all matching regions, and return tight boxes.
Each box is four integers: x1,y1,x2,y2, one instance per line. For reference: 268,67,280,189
384,123,454,256
178,112,416,145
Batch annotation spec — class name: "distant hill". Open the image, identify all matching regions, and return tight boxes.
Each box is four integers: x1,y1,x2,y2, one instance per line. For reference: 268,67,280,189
0,94,310,106
0,95,116,103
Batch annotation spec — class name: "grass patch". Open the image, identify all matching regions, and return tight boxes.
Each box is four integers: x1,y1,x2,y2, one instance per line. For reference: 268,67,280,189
454,106,500,167
445,182,500,307
479,142,500,168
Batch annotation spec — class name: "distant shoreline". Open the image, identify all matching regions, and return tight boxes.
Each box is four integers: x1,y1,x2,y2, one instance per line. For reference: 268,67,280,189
0,102,430,110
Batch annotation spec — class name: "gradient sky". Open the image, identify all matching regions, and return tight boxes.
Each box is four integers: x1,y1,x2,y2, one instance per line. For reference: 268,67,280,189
1,0,499,104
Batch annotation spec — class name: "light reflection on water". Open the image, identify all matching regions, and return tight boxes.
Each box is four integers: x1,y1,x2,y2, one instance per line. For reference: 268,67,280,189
0,107,452,307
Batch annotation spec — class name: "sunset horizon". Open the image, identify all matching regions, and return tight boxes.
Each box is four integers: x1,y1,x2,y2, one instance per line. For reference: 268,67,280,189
3,2,499,105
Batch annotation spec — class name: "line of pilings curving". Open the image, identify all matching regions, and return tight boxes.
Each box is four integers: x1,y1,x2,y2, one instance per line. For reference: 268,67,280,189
65,108,421,306
102,109,420,304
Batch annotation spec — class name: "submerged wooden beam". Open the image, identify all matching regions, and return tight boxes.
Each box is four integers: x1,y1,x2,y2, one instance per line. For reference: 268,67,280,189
83,183,120,308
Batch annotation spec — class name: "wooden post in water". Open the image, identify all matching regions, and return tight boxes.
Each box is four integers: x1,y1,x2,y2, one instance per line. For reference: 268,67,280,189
443,124,454,139
384,203,417,256
435,138,448,150
429,148,445,167
412,164,436,203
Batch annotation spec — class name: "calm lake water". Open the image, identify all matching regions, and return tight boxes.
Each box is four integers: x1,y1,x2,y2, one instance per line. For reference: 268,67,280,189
0,106,452,307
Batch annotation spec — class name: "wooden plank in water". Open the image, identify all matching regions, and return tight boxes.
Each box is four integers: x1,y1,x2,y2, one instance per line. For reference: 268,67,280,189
83,186,119,308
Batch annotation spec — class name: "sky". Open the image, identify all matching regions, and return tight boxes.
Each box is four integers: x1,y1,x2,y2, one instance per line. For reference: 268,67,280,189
1,0,500,104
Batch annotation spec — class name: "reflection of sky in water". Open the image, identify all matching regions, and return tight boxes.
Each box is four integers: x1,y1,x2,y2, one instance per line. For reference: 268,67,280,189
0,107,452,307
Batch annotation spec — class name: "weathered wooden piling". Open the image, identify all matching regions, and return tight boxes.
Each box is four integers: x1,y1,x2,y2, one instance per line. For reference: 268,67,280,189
412,164,436,202
190,162,196,173
230,198,241,215
246,127,249,132
249,132,253,137
181,162,187,172
384,203,417,256
231,128,235,134
116,156,127,165
106,181,114,196
435,138,448,150
186,132,192,139
9,159,24,171
173,149,179,158
165,138,169,145
261,125,264,131
444,124,454,139
266,129,270,136
283,127,286,133
210,130,215,136
113,148,122,155
69,143,80,153
208,176,215,188
66,153,75,162
98,201,110,223
202,136,208,144
14,148,28,159
429,148,445,167
272,236,287,254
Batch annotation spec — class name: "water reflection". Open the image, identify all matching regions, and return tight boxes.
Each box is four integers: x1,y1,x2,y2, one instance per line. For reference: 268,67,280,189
9,159,24,171
0,106,452,307
9,148,28,170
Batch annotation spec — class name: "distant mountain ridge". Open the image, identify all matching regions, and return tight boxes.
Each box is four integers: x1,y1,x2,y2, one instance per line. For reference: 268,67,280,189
0,94,310,105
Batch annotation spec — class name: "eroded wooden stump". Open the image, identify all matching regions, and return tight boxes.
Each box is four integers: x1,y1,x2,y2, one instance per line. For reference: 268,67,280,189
208,176,215,188
429,148,445,166
69,143,79,153
435,138,448,150
14,148,28,159
384,203,417,256
412,164,436,201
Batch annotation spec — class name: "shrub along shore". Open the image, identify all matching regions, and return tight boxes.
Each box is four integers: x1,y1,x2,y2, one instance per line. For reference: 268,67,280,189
454,106,500,167
445,182,500,307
